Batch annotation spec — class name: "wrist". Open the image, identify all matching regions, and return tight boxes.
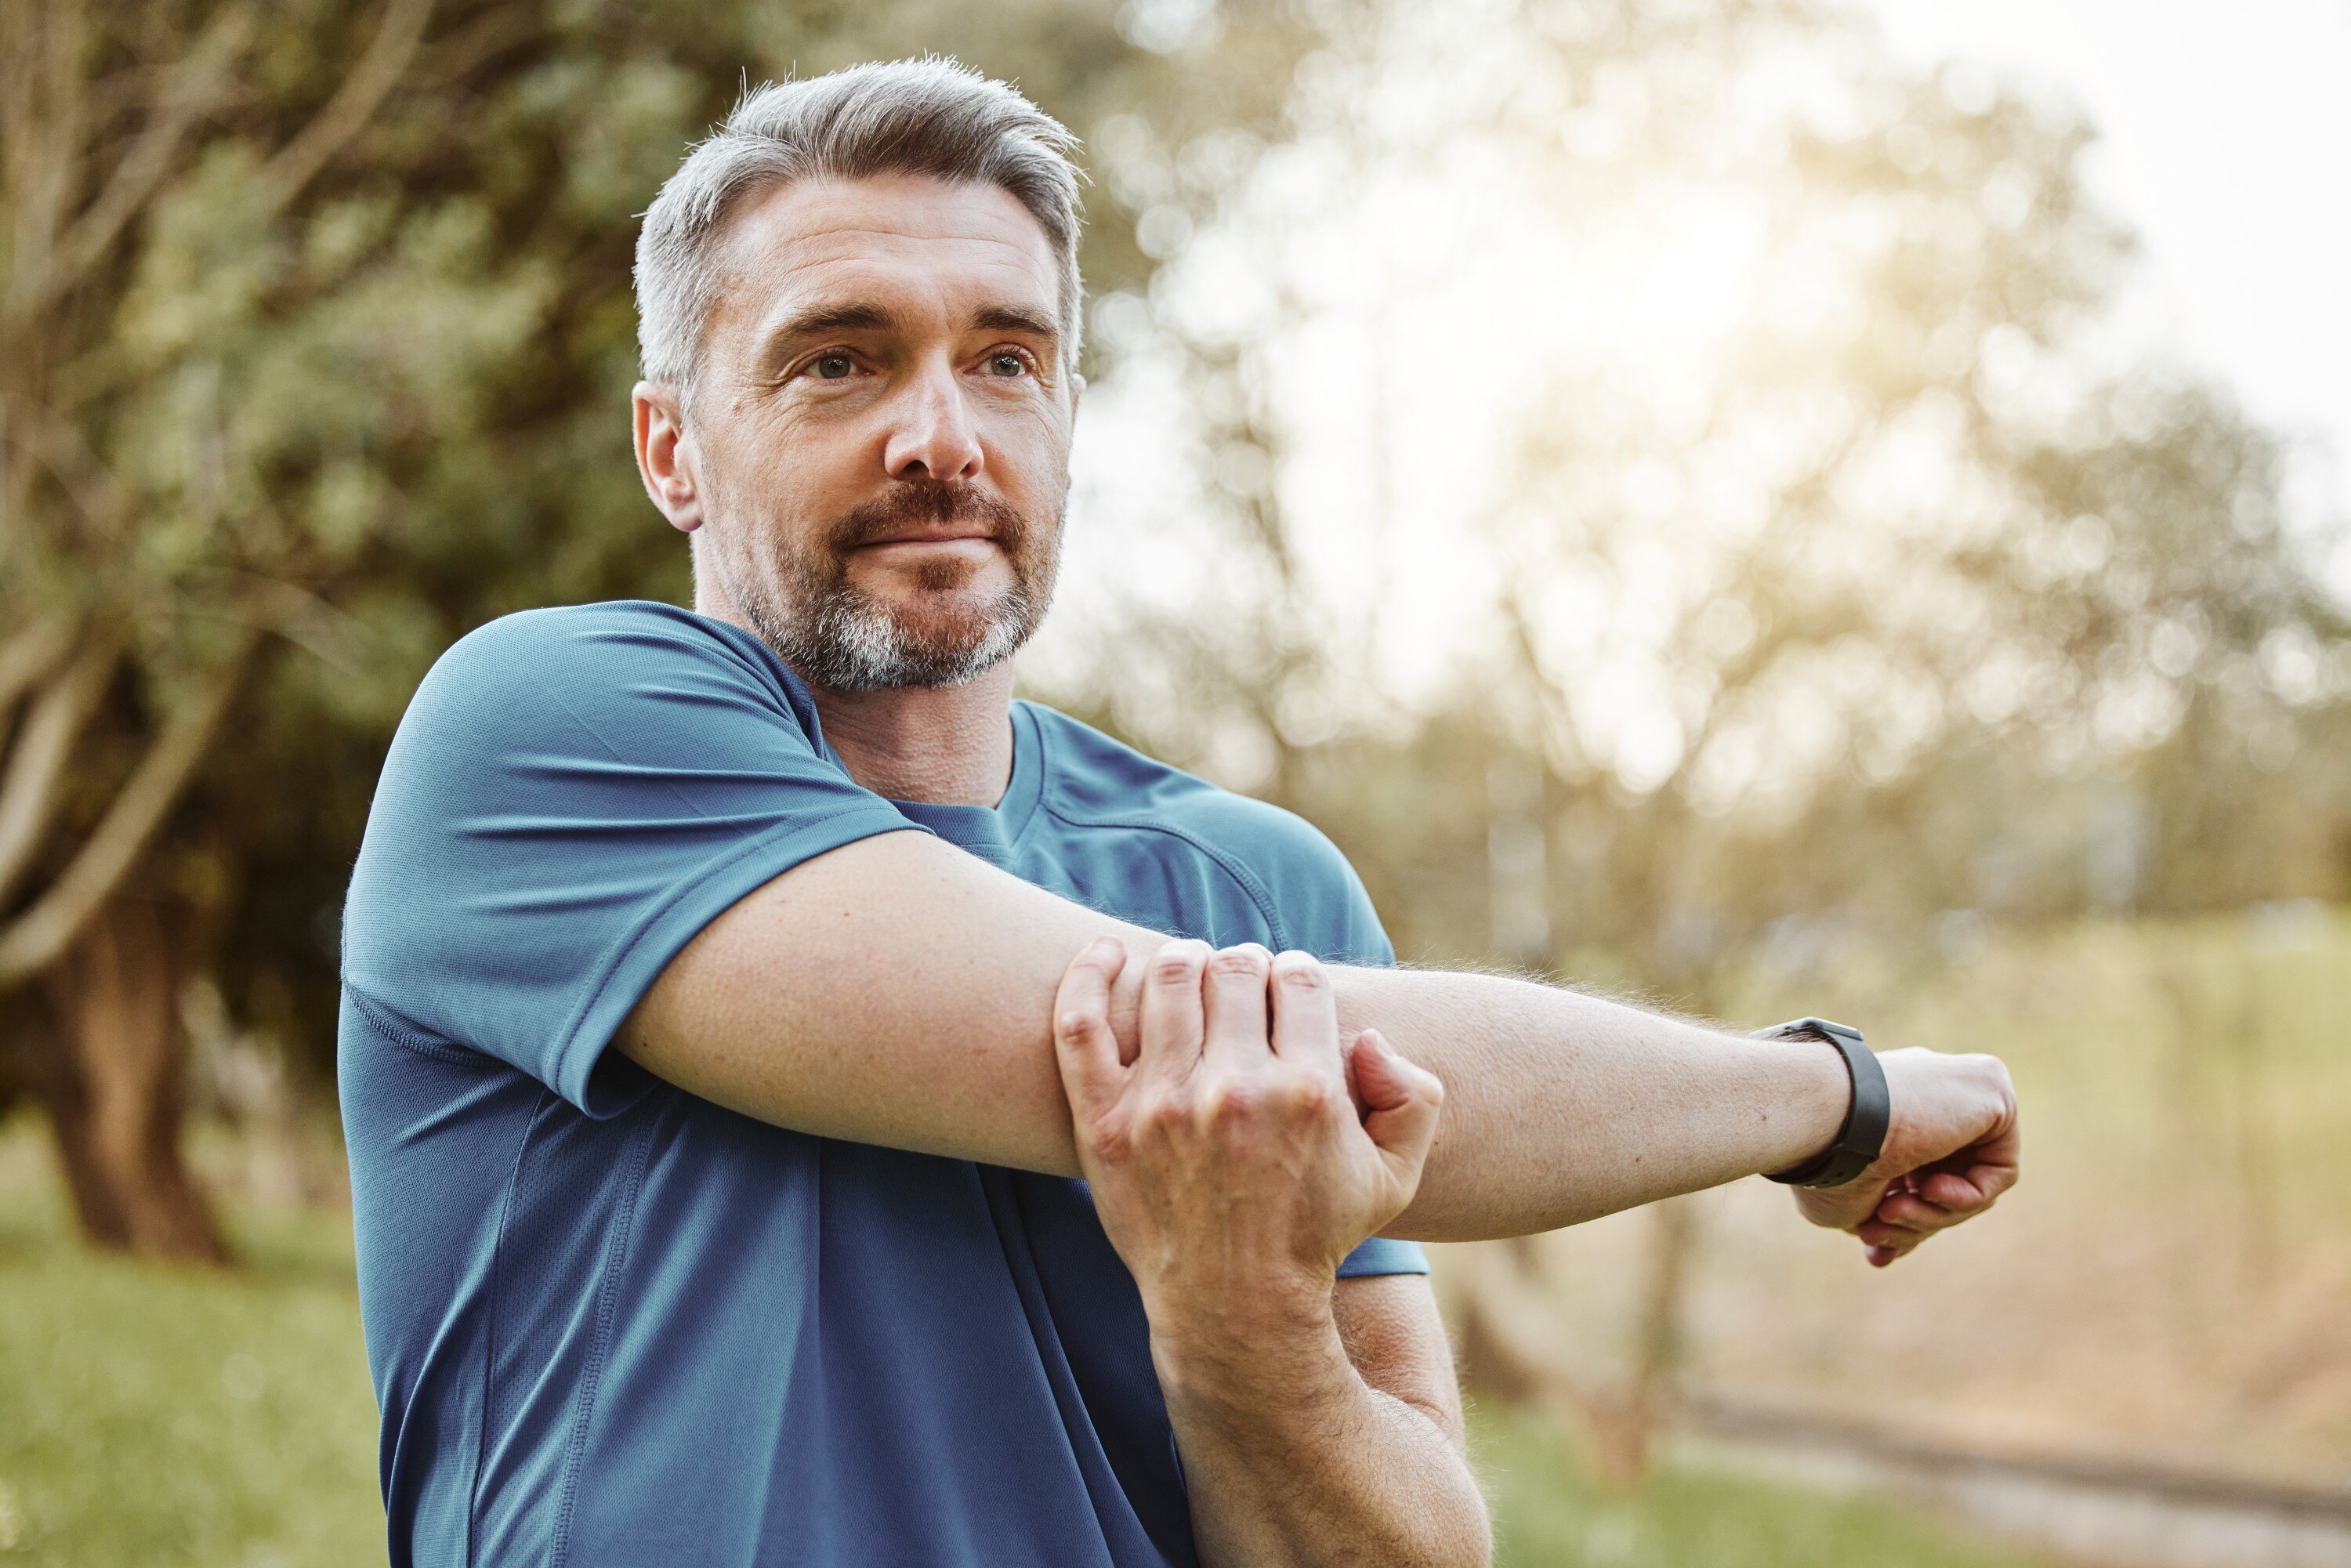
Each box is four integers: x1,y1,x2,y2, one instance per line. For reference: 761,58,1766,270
1754,1019,1890,1187
1742,1026,1853,1177
1147,1283,1352,1429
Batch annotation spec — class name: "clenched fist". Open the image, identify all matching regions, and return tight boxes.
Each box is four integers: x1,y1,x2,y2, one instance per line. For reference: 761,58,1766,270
1798,1046,2022,1267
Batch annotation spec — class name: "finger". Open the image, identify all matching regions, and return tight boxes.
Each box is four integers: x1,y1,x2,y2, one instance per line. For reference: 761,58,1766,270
1858,1220,1929,1266
1917,1170,1983,1209
1856,1215,1928,1248
1268,951,1343,1084
1350,1030,1444,1167
1901,1130,2020,1215
1139,940,1211,1085
1943,1132,2022,1208
1873,1190,1968,1232
1052,939,1130,1121
1201,943,1274,1070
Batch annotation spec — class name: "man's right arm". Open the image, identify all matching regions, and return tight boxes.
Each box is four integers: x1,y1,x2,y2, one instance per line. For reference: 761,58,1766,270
619,827,2017,1251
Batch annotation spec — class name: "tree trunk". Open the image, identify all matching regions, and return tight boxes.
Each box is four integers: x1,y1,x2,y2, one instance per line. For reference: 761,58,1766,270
1606,1193,1700,1488
35,894,227,1262
0,1001,130,1244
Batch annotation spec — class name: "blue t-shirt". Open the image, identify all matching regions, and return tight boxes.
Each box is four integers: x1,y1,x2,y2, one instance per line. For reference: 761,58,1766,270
338,601,1428,1568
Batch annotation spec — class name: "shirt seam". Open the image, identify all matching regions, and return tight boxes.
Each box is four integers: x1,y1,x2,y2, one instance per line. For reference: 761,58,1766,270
346,983,480,1065
1003,701,1049,853
464,1087,545,1568
1036,798,1294,952
538,672,730,826
548,1113,655,1568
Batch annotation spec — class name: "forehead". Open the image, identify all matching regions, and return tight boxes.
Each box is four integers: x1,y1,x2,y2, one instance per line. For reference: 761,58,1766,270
714,173,1061,333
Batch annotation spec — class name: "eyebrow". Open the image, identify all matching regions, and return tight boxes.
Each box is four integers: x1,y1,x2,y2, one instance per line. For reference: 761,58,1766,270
764,302,894,344
973,305,1060,344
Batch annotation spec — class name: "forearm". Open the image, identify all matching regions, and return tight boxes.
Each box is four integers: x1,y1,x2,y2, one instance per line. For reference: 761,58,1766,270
1333,966,1849,1240
1154,1301,1488,1568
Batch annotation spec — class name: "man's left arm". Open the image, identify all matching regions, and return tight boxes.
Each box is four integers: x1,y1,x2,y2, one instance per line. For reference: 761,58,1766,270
1154,1273,1486,1568
1055,939,1488,1567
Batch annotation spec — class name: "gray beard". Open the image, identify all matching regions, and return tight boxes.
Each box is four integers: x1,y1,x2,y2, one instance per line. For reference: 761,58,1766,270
699,469,1063,692
748,574,1046,691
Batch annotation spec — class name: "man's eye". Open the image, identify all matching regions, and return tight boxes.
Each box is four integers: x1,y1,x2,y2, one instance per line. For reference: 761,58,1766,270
811,353,854,380
987,352,1028,378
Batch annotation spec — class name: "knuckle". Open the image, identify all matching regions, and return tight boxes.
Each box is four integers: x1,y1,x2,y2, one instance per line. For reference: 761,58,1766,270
1279,1073,1337,1119
1053,1007,1098,1044
1150,940,1209,984
1083,1118,1130,1164
1201,1076,1263,1124
1271,951,1327,989
1207,945,1271,981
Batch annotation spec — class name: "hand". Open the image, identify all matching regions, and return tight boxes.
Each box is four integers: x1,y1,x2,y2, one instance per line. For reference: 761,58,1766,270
1051,938,1446,1346
1791,1046,2020,1268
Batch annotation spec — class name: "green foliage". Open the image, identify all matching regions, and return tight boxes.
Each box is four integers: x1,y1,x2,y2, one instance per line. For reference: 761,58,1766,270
2,0,1332,1063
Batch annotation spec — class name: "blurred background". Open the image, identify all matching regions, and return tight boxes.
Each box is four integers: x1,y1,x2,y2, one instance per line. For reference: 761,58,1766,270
2,0,2346,1563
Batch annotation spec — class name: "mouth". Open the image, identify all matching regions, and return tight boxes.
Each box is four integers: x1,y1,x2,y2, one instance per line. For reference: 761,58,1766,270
853,533,1000,556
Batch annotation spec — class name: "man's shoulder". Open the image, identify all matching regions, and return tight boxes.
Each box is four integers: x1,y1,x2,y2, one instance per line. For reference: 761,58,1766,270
1020,702,1383,954
398,601,795,748
360,599,828,877
427,599,763,684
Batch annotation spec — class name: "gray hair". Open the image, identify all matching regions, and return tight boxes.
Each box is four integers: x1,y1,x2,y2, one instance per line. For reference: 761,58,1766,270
634,59,1085,405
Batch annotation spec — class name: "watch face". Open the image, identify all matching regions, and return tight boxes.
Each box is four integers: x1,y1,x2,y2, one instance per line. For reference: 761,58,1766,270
1749,1016,1859,1045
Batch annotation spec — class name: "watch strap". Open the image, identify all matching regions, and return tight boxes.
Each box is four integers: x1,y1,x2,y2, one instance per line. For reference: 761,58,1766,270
1752,1017,1889,1189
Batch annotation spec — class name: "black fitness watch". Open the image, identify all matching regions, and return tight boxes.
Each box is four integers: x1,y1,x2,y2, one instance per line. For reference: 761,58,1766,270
1751,1017,1889,1189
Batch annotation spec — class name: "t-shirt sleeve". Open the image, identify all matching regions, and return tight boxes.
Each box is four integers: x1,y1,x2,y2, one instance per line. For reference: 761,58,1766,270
340,604,918,1117
1336,1236,1431,1278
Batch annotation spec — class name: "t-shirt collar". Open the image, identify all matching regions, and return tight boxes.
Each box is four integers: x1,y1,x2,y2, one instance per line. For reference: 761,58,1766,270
884,701,1042,866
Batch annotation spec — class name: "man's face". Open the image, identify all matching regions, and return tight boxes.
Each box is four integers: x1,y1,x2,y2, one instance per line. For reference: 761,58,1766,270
661,174,1076,690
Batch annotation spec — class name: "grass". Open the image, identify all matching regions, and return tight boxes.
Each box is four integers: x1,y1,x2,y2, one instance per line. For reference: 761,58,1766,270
1474,1404,2051,1568
0,1168,382,1566
0,1126,2049,1568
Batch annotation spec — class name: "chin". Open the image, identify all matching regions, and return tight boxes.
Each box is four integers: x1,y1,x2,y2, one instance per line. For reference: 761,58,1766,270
887,600,1007,656
868,559,998,613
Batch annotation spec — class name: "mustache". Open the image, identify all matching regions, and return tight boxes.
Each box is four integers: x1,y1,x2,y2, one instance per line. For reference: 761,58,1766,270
830,482,1029,551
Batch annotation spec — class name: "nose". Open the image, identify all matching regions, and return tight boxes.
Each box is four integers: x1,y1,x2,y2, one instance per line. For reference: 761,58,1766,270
882,358,984,483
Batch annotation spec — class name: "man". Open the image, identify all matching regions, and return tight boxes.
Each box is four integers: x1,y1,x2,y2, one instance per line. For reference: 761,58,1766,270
340,58,2019,1567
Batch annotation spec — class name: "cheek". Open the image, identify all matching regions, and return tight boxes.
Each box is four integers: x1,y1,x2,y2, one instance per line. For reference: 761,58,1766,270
730,398,880,485
984,404,1074,500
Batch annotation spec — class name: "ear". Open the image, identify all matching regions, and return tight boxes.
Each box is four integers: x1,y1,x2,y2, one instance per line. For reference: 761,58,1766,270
633,381,705,533
1068,370,1086,418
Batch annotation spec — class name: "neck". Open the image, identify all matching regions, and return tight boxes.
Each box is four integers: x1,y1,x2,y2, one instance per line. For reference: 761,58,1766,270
694,576,1016,807
809,667,1017,806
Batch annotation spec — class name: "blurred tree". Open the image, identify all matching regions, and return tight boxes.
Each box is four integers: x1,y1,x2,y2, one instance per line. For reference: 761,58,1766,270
1031,0,2351,1476
2,0,447,1261
1051,0,2351,990
0,0,1323,1256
